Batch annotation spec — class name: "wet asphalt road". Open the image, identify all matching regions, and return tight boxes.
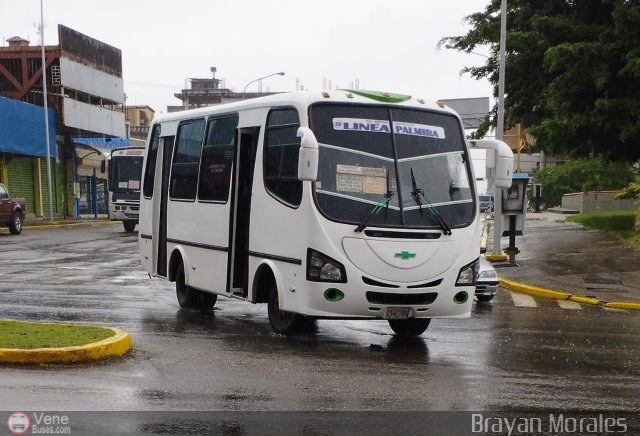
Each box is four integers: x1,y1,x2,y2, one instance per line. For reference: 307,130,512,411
0,224,638,431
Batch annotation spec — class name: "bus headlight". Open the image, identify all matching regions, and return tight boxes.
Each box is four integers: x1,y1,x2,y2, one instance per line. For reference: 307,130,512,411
456,259,479,286
307,249,347,283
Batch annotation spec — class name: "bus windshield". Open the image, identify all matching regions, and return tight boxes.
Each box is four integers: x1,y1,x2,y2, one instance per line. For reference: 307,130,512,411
309,103,474,230
110,156,143,193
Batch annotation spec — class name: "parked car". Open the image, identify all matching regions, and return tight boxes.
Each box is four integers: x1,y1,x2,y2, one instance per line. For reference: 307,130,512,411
479,194,494,213
0,183,26,234
475,257,499,302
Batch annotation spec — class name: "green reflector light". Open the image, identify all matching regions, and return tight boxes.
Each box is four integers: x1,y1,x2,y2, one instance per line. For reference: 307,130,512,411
341,89,412,103
324,288,345,302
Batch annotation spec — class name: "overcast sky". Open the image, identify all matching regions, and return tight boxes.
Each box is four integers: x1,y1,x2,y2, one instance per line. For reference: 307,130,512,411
2,0,493,115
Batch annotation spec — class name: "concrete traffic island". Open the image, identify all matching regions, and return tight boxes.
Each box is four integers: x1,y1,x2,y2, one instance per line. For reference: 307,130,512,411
0,320,131,364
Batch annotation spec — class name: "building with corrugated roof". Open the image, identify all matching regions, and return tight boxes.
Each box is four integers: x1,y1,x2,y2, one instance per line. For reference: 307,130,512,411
0,25,128,217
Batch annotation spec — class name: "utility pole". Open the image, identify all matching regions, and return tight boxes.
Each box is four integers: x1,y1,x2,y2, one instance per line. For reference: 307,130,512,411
40,0,54,220
492,0,507,256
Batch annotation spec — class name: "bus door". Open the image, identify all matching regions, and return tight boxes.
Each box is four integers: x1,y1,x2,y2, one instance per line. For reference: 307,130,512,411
156,135,175,277
228,127,259,296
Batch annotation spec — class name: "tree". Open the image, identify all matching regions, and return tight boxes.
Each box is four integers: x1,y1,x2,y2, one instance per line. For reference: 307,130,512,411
440,0,640,162
531,158,634,208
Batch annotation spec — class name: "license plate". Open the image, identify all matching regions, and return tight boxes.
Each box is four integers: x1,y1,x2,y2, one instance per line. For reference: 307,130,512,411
384,307,411,320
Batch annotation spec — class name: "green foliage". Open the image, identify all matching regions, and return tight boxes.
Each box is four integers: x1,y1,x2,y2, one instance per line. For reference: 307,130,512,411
614,174,640,200
440,0,640,161
530,158,633,207
567,211,635,232
0,320,113,349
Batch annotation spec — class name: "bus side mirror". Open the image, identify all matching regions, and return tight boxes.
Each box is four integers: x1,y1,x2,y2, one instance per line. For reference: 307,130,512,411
100,160,106,173
468,139,514,189
297,127,319,182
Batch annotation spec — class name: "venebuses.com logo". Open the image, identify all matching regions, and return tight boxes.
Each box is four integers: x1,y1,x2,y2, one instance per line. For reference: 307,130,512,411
7,412,30,435
6,412,71,434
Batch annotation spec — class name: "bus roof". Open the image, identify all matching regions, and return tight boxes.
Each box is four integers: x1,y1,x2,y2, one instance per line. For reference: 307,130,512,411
151,90,461,125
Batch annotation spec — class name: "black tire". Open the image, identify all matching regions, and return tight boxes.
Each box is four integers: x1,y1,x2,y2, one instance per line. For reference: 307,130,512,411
476,294,494,303
388,318,431,338
9,211,23,235
123,220,136,232
176,262,198,308
199,291,218,311
267,283,303,334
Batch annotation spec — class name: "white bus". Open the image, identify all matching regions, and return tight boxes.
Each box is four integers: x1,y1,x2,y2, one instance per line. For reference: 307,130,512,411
138,90,513,337
108,147,144,232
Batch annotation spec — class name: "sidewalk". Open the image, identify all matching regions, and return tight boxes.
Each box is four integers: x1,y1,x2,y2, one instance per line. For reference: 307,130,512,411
23,215,114,229
485,211,640,307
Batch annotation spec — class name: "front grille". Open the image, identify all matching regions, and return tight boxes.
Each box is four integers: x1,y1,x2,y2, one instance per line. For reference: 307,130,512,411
366,291,438,305
113,192,140,201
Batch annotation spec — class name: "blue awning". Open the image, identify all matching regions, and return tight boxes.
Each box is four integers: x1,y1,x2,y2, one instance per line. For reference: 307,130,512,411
0,97,57,158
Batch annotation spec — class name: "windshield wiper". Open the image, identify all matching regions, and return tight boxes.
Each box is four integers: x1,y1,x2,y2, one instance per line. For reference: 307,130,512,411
410,167,452,235
355,173,394,233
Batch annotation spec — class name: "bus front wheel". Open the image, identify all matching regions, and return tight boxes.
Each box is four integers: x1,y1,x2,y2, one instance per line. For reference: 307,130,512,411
267,283,303,334
176,262,198,308
388,318,431,338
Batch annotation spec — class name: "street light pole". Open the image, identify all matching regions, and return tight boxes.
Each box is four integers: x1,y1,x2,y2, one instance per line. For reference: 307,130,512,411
444,45,490,59
242,72,285,99
493,0,508,256
40,0,53,220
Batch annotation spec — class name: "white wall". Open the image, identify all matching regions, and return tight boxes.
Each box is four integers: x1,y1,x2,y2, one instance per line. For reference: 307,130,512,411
63,98,126,137
60,57,124,103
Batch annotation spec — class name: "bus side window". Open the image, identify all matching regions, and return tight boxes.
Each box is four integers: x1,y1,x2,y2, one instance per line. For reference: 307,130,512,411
263,108,302,207
198,114,238,202
170,119,205,201
142,124,161,198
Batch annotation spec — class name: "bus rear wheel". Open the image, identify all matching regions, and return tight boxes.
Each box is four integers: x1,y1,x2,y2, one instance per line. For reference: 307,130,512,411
176,262,198,308
267,283,303,334
388,318,431,338
199,292,217,311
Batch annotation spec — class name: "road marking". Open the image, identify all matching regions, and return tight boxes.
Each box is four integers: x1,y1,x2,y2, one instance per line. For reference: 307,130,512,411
557,300,581,310
603,306,628,313
509,292,537,308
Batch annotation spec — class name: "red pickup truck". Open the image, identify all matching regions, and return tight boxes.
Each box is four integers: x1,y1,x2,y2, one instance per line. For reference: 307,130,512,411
0,183,26,234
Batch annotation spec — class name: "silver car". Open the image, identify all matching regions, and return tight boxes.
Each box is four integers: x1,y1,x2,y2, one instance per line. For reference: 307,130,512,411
475,257,499,302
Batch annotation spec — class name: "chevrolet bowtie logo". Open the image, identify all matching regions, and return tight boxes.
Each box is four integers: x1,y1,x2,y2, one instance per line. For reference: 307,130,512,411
394,251,416,260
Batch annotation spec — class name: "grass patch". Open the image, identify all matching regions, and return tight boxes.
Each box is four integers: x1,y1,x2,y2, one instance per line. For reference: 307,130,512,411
0,320,114,349
567,211,639,250
567,210,635,231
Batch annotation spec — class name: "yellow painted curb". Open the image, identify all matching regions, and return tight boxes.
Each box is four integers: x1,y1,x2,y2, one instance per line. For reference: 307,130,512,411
23,221,119,230
486,253,508,262
0,326,131,364
501,278,640,311
500,277,571,300
569,295,600,306
604,302,640,311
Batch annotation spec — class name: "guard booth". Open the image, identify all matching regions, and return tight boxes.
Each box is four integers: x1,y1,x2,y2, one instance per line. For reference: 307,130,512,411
501,172,529,263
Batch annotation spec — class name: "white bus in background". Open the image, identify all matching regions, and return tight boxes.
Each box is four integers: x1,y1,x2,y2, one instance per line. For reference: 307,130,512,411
108,147,144,232
138,90,513,337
